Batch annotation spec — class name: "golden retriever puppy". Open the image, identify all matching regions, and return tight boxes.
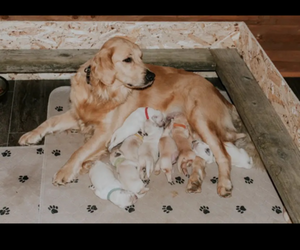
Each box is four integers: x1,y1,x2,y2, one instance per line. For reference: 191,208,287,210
169,112,196,177
108,107,165,152
154,118,179,184
118,131,144,163
19,36,253,198
138,118,164,180
89,160,138,209
110,148,149,198
192,139,253,169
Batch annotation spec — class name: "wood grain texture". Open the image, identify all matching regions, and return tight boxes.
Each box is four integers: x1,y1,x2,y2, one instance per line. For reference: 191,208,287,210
1,15,300,76
0,91,13,146
210,48,300,223
9,80,70,146
0,49,216,73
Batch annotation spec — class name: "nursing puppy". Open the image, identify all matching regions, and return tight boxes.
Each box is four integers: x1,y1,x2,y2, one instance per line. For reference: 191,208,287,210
169,112,196,178
110,148,149,198
89,160,138,209
118,131,144,163
108,107,165,152
138,118,164,180
192,139,253,169
154,118,179,184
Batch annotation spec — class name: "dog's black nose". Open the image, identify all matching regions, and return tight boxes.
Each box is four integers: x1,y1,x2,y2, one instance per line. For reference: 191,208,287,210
145,70,155,82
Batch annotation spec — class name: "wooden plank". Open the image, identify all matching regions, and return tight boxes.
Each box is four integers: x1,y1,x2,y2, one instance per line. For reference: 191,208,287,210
0,49,216,73
2,15,300,25
210,48,300,223
272,62,300,77
265,50,300,63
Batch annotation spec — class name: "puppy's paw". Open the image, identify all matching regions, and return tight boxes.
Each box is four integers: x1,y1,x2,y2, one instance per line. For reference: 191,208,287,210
217,177,233,198
186,173,203,193
18,131,42,145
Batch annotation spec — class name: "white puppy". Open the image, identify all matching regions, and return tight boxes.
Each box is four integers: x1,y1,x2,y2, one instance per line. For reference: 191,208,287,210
110,149,149,198
108,107,165,152
89,160,138,209
118,131,144,163
192,139,253,169
138,118,164,180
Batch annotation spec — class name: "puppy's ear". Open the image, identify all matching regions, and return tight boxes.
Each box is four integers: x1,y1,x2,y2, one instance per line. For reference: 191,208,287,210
150,115,158,123
91,48,116,85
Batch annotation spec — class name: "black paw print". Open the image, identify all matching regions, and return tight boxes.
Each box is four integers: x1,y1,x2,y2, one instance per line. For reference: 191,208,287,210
87,205,97,213
125,205,135,213
1,150,11,157
52,149,61,156
199,206,210,214
0,207,10,215
244,176,253,184
236,205,246,214
55,106,63,112
18,175,29,183
48,205,58,214
36,148,44,154
210,176,218,184
162,205,173,213
272,205,282,214
175,176,185,184
70,179,78,183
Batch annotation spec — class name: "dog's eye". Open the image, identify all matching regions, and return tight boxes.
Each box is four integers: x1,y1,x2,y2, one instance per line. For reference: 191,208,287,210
123,57,132,63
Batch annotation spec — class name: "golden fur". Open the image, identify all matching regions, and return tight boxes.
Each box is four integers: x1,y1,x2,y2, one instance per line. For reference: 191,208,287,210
19,36,247,197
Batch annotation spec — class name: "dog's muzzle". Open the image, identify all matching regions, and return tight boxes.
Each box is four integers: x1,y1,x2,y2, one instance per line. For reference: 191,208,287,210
125,70,155,89
145,70,155,83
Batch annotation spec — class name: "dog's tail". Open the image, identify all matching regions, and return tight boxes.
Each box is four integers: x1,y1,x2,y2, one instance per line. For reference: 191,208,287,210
229,105,265,171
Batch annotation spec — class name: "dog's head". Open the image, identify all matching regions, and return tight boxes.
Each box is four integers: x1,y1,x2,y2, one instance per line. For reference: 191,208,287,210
90,36,155,89
109,148,124,166
109,189,138,209
192,139,215,164
149,109,165,127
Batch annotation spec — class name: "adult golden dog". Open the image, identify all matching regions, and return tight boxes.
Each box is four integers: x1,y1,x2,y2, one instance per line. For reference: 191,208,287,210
19,36,245,198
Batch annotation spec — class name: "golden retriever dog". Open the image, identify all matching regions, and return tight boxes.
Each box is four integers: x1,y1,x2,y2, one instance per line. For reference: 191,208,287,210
18,36,248,198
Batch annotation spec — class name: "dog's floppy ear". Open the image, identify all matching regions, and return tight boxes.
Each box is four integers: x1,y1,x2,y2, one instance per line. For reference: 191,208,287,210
91,48,116,85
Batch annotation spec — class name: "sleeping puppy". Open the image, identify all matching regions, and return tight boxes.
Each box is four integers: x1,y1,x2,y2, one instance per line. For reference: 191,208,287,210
138,118,164,180
169,112,196,177
108,107,165,152
118,131,144,163
154,118,179,184
110,148,149,198
192,139,253,169
89,160,138,209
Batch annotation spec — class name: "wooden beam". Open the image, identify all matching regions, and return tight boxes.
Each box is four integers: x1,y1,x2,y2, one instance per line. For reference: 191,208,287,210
0,49,216,73
210,48,300,223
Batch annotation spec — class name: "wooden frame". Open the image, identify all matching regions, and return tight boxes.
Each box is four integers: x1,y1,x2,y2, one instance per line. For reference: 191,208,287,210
1,48,299,223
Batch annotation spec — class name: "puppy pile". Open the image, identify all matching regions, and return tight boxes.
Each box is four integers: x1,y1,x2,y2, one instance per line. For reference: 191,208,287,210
89,107,253,209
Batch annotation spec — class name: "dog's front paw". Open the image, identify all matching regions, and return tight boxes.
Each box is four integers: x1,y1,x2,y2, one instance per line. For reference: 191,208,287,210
52,165,78,186
18,131,42,145
217,177,233,198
